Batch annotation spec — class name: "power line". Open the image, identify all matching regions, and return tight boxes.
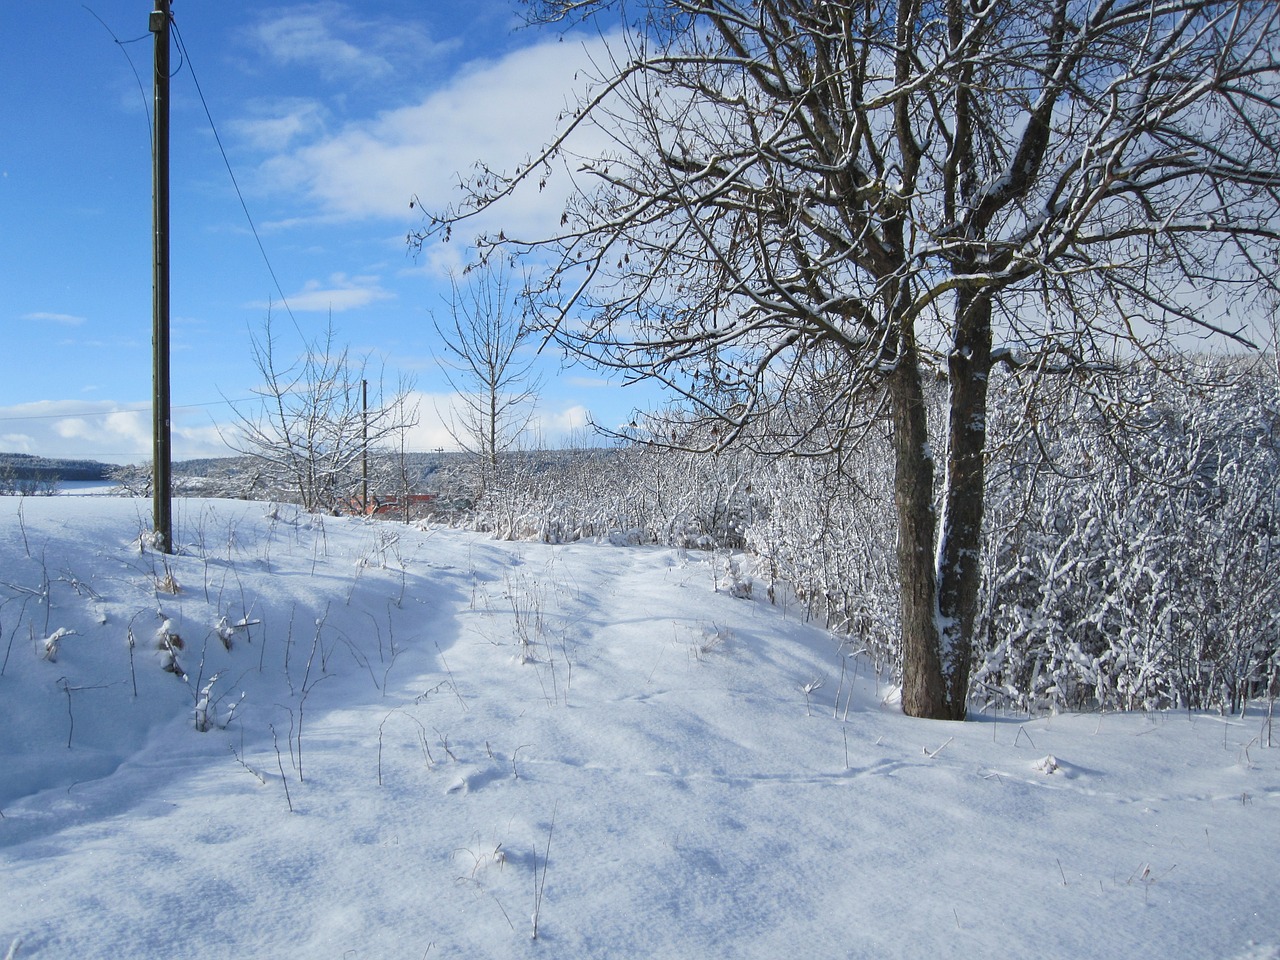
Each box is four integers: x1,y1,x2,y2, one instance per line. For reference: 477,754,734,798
0,380,377,423
83,6,153,141
169,14,300,333
0,397,253,424
87,7,302,337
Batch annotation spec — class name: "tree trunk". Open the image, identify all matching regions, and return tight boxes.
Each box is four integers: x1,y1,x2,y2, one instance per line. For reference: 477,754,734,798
888,336,951,720
934,291,995,719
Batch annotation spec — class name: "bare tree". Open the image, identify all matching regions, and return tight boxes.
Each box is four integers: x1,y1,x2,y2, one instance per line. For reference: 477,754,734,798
227,313,419,514
432,262,542,491
416,0,1280,719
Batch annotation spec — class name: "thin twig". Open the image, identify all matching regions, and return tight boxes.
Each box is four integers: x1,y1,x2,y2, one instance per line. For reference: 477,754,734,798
531,802,558,940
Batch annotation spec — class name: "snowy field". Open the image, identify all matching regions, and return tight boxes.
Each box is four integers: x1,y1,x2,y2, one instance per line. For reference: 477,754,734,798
1,494,1276,959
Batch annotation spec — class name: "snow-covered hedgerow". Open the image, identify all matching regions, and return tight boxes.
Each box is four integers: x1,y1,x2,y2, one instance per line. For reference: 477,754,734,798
672,356,1279,714
464,445,764,549
973,358,1280,713
744,451,901,677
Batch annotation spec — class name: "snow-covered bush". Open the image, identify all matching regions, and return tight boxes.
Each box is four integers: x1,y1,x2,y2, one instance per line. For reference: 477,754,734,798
742,354,1279,713
744,452,901,675
974,357,1280,712
464,444,764,548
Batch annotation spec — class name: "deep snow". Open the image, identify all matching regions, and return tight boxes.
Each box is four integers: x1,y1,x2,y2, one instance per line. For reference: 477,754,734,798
0,495,1276,959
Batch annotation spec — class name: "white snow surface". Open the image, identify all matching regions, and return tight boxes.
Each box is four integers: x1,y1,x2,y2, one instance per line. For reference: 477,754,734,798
0,496,1276,959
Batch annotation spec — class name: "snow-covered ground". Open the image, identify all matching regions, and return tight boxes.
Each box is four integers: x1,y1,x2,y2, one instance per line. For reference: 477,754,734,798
1,495,1276,959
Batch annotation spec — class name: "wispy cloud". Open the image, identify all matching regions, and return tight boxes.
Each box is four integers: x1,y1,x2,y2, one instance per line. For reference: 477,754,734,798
251,4,389,78
253,273,393,312
247,3,454,83
22,312,86,326
230,98,328,151
563,375,615,390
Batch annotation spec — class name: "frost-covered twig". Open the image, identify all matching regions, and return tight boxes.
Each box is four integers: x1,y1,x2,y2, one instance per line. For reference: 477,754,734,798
800,677,824,717
229,738,267,785
923,737,954,759
40,627,76,662
269,723,294,813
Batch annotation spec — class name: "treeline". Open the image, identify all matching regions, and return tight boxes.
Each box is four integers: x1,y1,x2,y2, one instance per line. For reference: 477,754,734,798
0,453,111,485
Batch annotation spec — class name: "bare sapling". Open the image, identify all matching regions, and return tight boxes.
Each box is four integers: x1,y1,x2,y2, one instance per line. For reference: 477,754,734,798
56,676,117,749
16,496,30,557
293,629,333,783
230,727,267,785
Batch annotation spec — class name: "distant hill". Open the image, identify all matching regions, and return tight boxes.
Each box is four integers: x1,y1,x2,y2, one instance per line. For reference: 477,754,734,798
0,447,617,492
0,453,113,482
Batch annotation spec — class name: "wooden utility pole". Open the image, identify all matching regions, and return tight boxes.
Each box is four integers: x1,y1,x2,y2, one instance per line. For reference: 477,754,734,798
150,0,173,553
362,379,369,512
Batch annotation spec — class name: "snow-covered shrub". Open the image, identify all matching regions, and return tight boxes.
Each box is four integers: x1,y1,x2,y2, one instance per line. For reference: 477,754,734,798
974,357,1280,713
465,444,764,549
741,354,1278,714
744,452,901,674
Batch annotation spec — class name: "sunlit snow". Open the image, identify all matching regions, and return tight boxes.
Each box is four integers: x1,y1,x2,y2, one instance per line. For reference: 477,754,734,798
1,495,1275,958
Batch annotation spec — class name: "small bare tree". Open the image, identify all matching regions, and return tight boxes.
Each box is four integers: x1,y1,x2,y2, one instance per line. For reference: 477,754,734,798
432,262,542,492
227,312,419,513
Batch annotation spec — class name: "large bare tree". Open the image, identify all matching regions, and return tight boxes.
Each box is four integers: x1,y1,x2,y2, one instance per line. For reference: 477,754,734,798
415,0,1280,719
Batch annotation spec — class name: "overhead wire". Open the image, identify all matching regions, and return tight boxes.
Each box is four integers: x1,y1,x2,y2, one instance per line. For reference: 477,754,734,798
168,13,301,335
51,8,325,460
82,5,301,332
0,397,262,423
82,6,153,141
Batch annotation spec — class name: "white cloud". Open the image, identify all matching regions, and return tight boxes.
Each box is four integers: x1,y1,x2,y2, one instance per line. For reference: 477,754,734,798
174,422,233,457
395,390,586,453
231,99,328,151
0,401,152,463
253,32,621,236
250,4,388,78
397,391,464,452
22,312,86,326
0,401,238,464
54,409,149,449
0,394,607,463
535,404,592,438
252,274,393,313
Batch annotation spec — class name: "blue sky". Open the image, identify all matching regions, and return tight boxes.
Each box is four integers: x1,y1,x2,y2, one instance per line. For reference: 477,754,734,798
0,1,635,463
